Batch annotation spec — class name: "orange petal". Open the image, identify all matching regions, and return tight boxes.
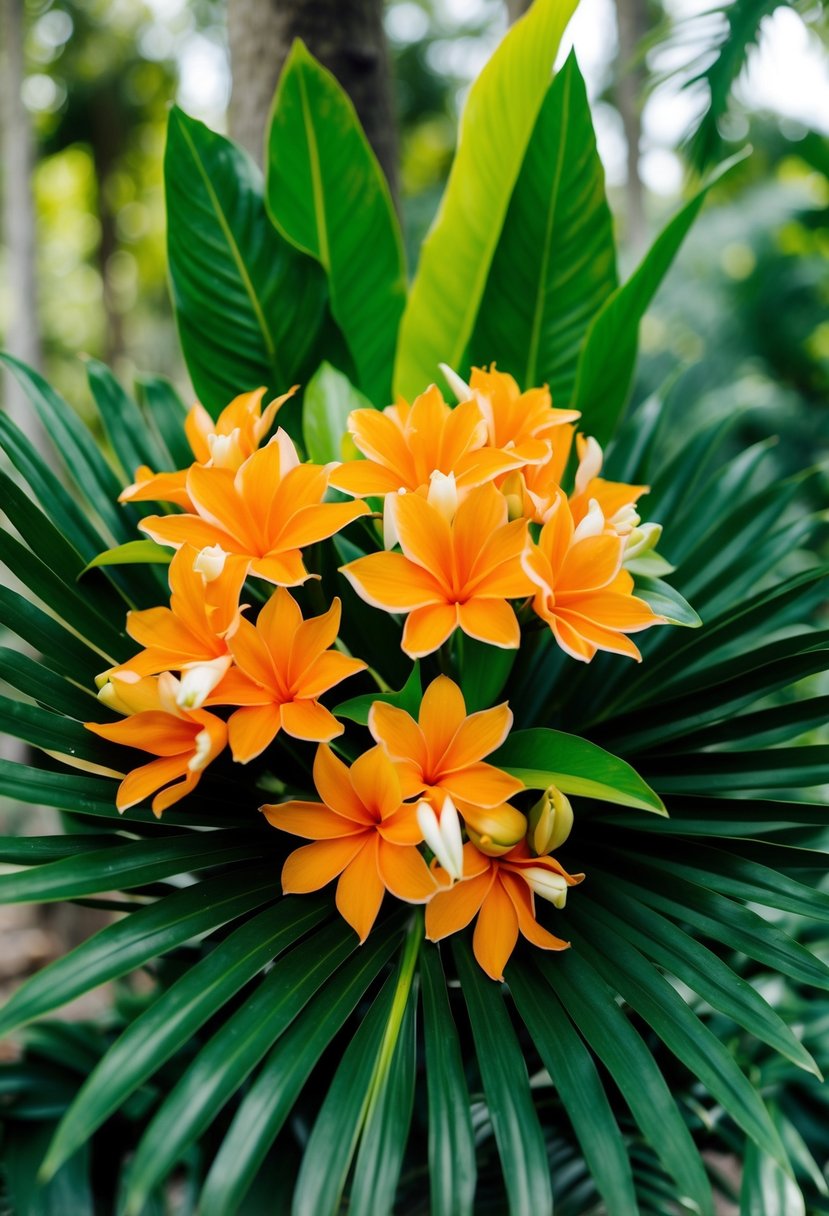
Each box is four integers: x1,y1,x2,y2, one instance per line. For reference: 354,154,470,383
87,711,196,757
452,484,508,585
298,650,366,698
188,464,261,552
120,469,192,510
313,743,375,824
501,871,570,951
392,491,453,581
140,514,241,555
348,408,416,481
151,770,200,816
418,676,467,771
348,745,402,821
116,754,189,811
377,801,424,845
256,586,303,663
227,703,282,762
277,500,369,551
440,701,513,774
184,401,214,462
560,534,623,593
368,702,428,772
340,552,444,613
228,617,278,693
126,607,202,657
555,608,643,661
440,762,523,809
206,666,273,707
376,837,436,902
281,835,366,893
401,604,458,658
328,460,405,497
288,598,341,684
425,869,493,941
280,699,342,742
249,552,309,586
262,799,361,839
456,598,520,649
336,836,385,942
472,876,519,982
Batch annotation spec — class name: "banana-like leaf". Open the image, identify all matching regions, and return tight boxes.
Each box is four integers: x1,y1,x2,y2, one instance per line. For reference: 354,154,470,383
303,361,372,464
394,0,578,398
266,41,405,406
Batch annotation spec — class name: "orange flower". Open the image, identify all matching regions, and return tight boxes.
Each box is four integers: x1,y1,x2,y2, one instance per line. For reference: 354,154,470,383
523,491,664,662
139,431,368,586
262,744,436,941
108,545,248,707
368,675,523,809
341,482,535,657
120,386,296,509
426,840,583,981
86,673,226,815
500,422,576,524
568,435,648,536
467,366,580,463
209,590,366,762
328,384,524,499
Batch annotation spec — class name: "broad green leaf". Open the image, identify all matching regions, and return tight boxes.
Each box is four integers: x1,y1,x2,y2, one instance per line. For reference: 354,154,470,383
86,358,167,481
468,52,617,401
741,1137,805,1216
419,946,476,1216
394,0,578,398
634,576,701,627
4,1123,93,1216
41,898,328,1180
546,951,714,1215
266,41,405,405
135,374,192,468
0,587,107,680
0,868,277,1037
493,727,666,813
453,937,552,1216
303,361,372,464
508,961,638,1216
335,663,421,726
0,836,121,866
0,466,86,586
198,918,404,1216
457,635,516,713
648,746,829,793
82,539,172,574
165,106,326,421
122,920,357,1216
0,694,116,767
570,152,748,443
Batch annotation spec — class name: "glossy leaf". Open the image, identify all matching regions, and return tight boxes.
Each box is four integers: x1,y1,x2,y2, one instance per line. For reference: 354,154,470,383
86,358,167,481
82,539,172,573
394,0,578,397
634,575,701,627
266,41,405,404
303,361,372,464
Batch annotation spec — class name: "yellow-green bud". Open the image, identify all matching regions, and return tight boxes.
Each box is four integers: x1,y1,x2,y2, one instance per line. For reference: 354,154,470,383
463,803,527,856
501,471,526,522
528,786,573,856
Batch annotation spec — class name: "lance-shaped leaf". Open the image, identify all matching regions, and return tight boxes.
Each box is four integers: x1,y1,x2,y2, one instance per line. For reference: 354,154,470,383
394,0,578,399
468,52,617,403
165,106,326,419
303,361,372,464
266,41,406,405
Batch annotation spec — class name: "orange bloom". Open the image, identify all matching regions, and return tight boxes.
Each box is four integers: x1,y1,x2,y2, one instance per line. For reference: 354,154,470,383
523,491,664,662
262,744,436,941
108,545,248,707
468,366,580,464
120,386,295,509
368,675,523,809
209,590,366,762
426,840,582,981
568,435,648,536
341,482,535,657
500,422,576,524
328,384,524,499
86,673,226,815
139,431,368,586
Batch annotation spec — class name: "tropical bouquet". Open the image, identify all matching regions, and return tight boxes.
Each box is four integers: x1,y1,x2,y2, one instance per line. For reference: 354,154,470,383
2,2,828,1213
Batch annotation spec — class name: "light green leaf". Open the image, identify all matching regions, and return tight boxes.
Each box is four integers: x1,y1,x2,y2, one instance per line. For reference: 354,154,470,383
303,361,372,464
570,151,749,443
266,41,406,405
493,727,666,814
394,0,578,398
81,540,172,575
335,664,421,726
165,106,326,422
635,575,701,627
468,52,617,401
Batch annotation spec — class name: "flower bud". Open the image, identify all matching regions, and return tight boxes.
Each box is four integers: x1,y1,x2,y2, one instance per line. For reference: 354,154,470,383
572,498,605,543
463,803,527,856
574,435,603,494
522,867,569,907
624,521,662,562
438,362,473,403
501,472,525,522
427,470,458,523
207,427,244,469
528,786,574,856
177,656,232,710
194,544,228,582
417,795,464,881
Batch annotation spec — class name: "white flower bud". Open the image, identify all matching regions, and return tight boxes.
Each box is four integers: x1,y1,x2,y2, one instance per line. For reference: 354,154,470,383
188,728,213,772
574,436,603,495
572,498,606,543
439,363,473,402
417,795,464,881
427,470,458,523
624,521,662,561
194,544,228,583
176,656,231,710
522,867,569,908
207,427,244,468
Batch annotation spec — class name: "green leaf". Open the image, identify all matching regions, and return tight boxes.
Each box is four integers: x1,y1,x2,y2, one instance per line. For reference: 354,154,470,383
0,694,115,766
0,867,277,1037
0,588,105,681
545,951,714,1216
0,466,85,586
493,727,666,813
303,361,372,464
266,41,405,404
335,664,421,726
81,539,172,574
4,1122,93,1216
508,961,638,1216
86,358,167,481
457,635,516,713
394,0,578,398
741,1137,805,1216
569,152,748,443
634,576,701,627
198,918,403,1216
453,937,552,1216
165,106,326,419
419,945,476,1216
135,374,192,468
41,898,328,1180
468,52,617,401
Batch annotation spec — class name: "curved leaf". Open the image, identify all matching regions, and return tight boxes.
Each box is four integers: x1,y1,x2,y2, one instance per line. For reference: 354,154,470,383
303,361,372,464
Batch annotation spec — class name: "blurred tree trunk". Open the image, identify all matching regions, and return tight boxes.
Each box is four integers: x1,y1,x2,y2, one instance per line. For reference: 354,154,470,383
227,0,398,204
615,0,648,252
0,0,47,448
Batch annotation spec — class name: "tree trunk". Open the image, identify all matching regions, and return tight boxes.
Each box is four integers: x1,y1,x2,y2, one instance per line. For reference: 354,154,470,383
0,0,46,447
614,0,648,252
227,0,398,204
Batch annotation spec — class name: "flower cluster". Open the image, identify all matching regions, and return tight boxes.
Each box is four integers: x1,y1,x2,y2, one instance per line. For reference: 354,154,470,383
86,368,665,978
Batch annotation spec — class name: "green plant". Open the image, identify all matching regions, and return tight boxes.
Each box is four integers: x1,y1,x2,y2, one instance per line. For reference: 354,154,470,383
1,2,828,1213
